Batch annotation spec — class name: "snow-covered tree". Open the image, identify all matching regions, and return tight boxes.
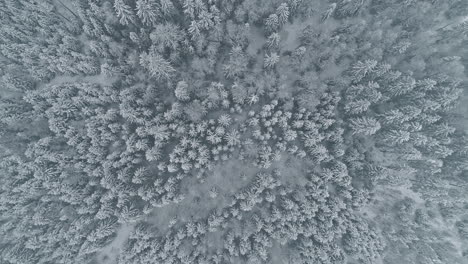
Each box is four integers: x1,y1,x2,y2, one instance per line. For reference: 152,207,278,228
350,60,378,82
136,0,160,26
114,0,136,25
140,49,176,80
321,3,337,22
349,117,381,135
264,52,280,68
265,14,279,32
276,3,290,26
267,33,281,48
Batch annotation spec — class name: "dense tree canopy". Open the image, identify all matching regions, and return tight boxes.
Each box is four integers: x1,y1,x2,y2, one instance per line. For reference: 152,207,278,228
0,0,467,264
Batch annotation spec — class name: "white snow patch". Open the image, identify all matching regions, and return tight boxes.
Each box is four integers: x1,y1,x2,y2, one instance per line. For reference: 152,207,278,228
96,223,135,264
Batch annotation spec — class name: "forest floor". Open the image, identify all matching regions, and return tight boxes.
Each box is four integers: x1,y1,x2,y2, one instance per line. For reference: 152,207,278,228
97,223,135,264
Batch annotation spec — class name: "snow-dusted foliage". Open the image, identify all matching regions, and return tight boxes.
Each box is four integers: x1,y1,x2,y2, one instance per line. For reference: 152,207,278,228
0,0,467,264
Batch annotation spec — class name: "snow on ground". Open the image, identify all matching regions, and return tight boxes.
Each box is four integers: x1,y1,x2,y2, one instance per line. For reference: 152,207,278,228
280,18,310,52
269,241,294,264
145,150,310,236
454,92,468,133
96,223,135,264
147,158,259,232
47,73,118,87
247,26,266,57
271,153,310,187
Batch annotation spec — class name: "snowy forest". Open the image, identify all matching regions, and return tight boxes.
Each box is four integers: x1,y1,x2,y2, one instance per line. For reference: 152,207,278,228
0,0,468,263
